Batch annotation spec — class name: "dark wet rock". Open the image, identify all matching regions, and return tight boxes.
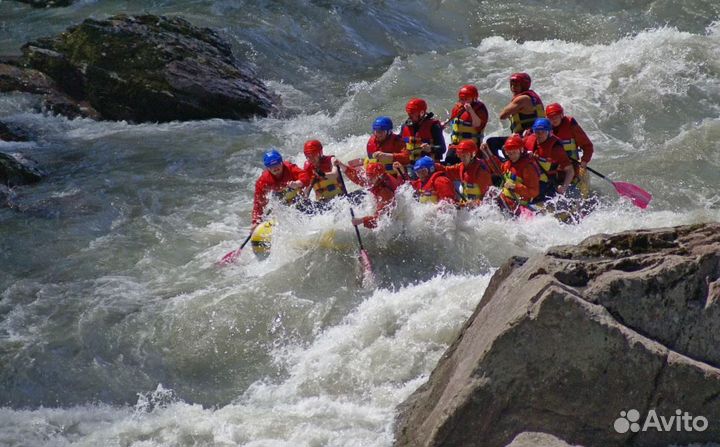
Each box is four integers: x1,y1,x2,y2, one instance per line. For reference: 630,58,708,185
0,152,45,187
12,0,75,8
20,14,279,122
394,223,720,447
0,121,28,142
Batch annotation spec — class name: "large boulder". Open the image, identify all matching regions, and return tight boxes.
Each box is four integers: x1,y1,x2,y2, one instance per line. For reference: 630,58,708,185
19,14,278,122
394,223,720,447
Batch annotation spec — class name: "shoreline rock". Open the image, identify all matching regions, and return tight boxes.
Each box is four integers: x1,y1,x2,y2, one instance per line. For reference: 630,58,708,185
394,223,720,447
13,0,75,8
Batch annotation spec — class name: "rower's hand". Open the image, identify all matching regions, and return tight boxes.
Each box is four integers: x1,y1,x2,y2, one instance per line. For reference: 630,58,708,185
556,185,567,195
333,159,347,171
288,180,303,189
420,143,431,153
463,103,472,112
580,161,588,169
351,217,364,226
504,180,516,190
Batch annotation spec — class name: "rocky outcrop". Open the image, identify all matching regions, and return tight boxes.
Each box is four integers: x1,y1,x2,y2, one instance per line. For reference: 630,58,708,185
394,223,720,447
17,14,278,122
13,0,75,7
0,121,28,142
0,152,45,187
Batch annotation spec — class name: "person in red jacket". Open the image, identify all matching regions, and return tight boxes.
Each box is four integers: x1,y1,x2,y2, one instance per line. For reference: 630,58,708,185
252,149,309,225
545,103,593,197
302,139,342,203
400,98,446,167
524,118,575,200
499,135,541,213
406,156,456,204
445,84,489,165
444,140,493,206
365,116,410,176
335,160,403,229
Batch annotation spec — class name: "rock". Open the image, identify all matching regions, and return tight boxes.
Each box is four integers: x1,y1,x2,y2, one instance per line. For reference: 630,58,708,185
394,223,720,447
506,432,582,447
0,152,45,186
12,0,75,8
20,14,278,122
0,122,28,142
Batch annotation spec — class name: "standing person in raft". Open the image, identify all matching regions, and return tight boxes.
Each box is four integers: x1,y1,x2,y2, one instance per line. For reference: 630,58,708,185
365,116,410,177
483,72,545,158
400,98,446,175
445,84,489,165
252,149,310,225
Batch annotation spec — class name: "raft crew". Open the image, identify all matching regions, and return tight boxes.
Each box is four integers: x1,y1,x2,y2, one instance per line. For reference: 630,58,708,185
445,84,489,165
365,116,410,177
444,140,493,206
499,135,541,214
252,149,309,225
524,118,575,199
336,160,403,229
400,98,446,170
545,103,593,197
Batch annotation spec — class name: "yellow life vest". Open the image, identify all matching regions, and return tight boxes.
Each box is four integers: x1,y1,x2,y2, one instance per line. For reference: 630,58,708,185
501,172,529,206
364,157,397,176
509,90,545,134
419,189,439,204
273,187,299,204
312,176,342,201
450,117,482,145
462,182,483,201
404,136,425,162
558,137,579,162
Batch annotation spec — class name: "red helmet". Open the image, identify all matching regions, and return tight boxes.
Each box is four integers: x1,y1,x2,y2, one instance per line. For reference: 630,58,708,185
509,72,531,91
303,139,323,156
458,84,479,101
545,103,564,118
405,98,427,115
455,139,478,155
504,134,524,152
366,162,385,179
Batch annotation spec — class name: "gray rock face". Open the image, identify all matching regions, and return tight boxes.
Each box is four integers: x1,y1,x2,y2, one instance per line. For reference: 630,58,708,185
394,223,720,447
19,14,278,122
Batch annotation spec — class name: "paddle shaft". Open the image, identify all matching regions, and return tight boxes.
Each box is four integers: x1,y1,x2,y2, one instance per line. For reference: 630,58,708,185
335,168,366,251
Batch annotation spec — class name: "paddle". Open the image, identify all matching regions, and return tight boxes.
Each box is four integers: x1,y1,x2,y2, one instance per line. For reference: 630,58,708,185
336,168,375,287
577,163,652,209
217,223,258,266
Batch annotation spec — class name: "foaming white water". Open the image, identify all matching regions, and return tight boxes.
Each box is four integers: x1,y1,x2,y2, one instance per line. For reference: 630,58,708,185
0,273,490,446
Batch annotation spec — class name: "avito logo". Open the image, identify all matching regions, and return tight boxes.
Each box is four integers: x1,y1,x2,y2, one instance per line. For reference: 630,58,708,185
614,409,708,433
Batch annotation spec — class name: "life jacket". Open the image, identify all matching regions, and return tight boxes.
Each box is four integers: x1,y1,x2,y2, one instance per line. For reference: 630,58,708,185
402,114,440,162
502,154,542,206
366,133,405,174
460,159,490,201
450,102,487,145
553,116,580,161
510,90,545,134
308,155,342,201
417,171,452,204
273,187,300,204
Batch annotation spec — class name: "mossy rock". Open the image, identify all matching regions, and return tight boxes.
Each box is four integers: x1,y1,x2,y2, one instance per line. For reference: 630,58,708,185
21,14,278,122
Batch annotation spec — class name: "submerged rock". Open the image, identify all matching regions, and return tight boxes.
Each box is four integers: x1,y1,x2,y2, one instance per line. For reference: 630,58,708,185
20,14,278,122
0,122,28,142
394,223,720,447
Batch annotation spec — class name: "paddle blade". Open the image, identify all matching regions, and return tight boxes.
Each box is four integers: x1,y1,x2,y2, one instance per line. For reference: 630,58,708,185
217,248,241,266
613,181,652,209
359,249,375,288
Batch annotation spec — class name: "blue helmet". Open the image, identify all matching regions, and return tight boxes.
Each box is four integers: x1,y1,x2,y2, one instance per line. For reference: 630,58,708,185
414,156,435,173
263,149,283,168
372,116,393,132
532,118,552,133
